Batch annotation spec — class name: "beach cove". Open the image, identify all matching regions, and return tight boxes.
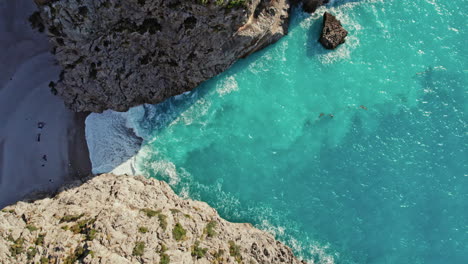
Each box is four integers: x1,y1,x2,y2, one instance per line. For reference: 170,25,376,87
88,1,468,263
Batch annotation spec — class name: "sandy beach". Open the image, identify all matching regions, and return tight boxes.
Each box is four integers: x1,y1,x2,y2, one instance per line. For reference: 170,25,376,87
0,0,91,208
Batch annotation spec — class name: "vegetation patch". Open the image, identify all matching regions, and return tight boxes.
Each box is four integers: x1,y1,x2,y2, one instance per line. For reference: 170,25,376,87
158,243,168,253
140,208,161,218
59,214,84,223
160,253,170,264
204,221,217,238
229,241,242,263
213,249,225,263
35,233,46,246
9,237,24,257
26,224,39,232
133,241,145,256
64,245,89,264
227,0,246,8
172,223,187,241
138,226,149,233
191,241,208,259
70,218,98,241
40,257,49,264
140,208,168,230
158,213,168,230
27,246,37,260
86,229,98,240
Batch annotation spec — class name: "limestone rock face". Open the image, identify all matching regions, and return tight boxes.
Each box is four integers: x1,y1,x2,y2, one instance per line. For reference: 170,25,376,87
0,174,304,264
34,0,290,113
319,12,348,49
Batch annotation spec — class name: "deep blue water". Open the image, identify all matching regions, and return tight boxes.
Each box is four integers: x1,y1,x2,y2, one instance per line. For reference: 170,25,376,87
88,0,467,263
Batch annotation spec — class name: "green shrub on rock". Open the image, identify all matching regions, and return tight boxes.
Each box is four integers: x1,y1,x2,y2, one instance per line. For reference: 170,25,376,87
140,208,160,218
9,237,24,257
133,241,145,256
158,214,168,230
138,226,149,233
160,253,170,264
172,223,187,241
191,241,208,259
229,241,242,263
35,233,46,246
204,221,217,237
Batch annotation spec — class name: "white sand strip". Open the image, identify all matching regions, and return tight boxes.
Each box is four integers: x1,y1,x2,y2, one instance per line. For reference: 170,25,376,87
0,0,91,207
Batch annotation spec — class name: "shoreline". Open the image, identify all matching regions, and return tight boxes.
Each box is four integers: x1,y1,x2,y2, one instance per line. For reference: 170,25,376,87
0,0,91,208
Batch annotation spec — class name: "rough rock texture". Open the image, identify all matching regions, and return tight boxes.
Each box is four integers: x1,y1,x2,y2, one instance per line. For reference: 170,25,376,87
0,174,304,264
319,12,348,49
34,0,290,113
301,0,327,13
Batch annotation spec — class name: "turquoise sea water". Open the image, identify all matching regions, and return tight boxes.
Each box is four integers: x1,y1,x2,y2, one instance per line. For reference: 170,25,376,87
105,1,468,263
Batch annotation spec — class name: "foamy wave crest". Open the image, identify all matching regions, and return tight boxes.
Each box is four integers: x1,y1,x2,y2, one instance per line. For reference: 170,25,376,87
216,75,239,96
308,242,339,264
254,209,338,264
172,96,212,126
85,108,144,174
148,159,180,185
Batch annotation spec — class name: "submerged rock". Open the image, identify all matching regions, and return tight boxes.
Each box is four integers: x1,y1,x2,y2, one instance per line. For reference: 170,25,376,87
34,0,290,113
0,174,304,263
319,12,348,49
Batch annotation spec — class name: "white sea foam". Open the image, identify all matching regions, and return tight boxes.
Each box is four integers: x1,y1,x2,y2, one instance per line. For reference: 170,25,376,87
308,242,337,264
148,159,180,185
172,96,212,126
216,75,239,96
85,109,143,174
256,213,338,264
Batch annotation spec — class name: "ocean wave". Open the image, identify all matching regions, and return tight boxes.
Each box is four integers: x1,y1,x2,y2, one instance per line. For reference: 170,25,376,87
85,110,143,174
216,75,239,96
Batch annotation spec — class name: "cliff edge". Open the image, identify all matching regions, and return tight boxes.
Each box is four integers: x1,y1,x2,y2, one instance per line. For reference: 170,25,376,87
34,0,290,112
0,174,303,263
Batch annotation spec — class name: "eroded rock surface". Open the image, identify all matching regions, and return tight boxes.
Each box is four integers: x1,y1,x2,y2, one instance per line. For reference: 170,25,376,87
319,12,348,49
34,0,290,112
0,174,304,263
302,0,327,13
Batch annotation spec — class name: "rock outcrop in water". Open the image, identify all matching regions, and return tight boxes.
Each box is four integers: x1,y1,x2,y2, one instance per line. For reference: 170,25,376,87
33,0,290,113
319,12,348,49
0,174,304,263
301,0,328,13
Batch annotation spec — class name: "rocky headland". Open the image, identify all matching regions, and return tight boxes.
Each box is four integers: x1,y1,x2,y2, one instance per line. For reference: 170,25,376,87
0,174,304,263
33,0,290,113
0,1,347,263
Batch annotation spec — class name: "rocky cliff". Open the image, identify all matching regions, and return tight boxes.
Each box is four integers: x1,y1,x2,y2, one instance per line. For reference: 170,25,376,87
0,174,303,263
33,0,290,112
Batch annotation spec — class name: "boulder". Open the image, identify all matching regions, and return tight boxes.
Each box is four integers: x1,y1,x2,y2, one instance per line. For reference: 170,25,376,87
302,0,324,13
319,12,348,49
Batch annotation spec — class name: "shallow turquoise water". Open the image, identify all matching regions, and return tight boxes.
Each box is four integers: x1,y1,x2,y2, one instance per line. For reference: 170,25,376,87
117,1,467,263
